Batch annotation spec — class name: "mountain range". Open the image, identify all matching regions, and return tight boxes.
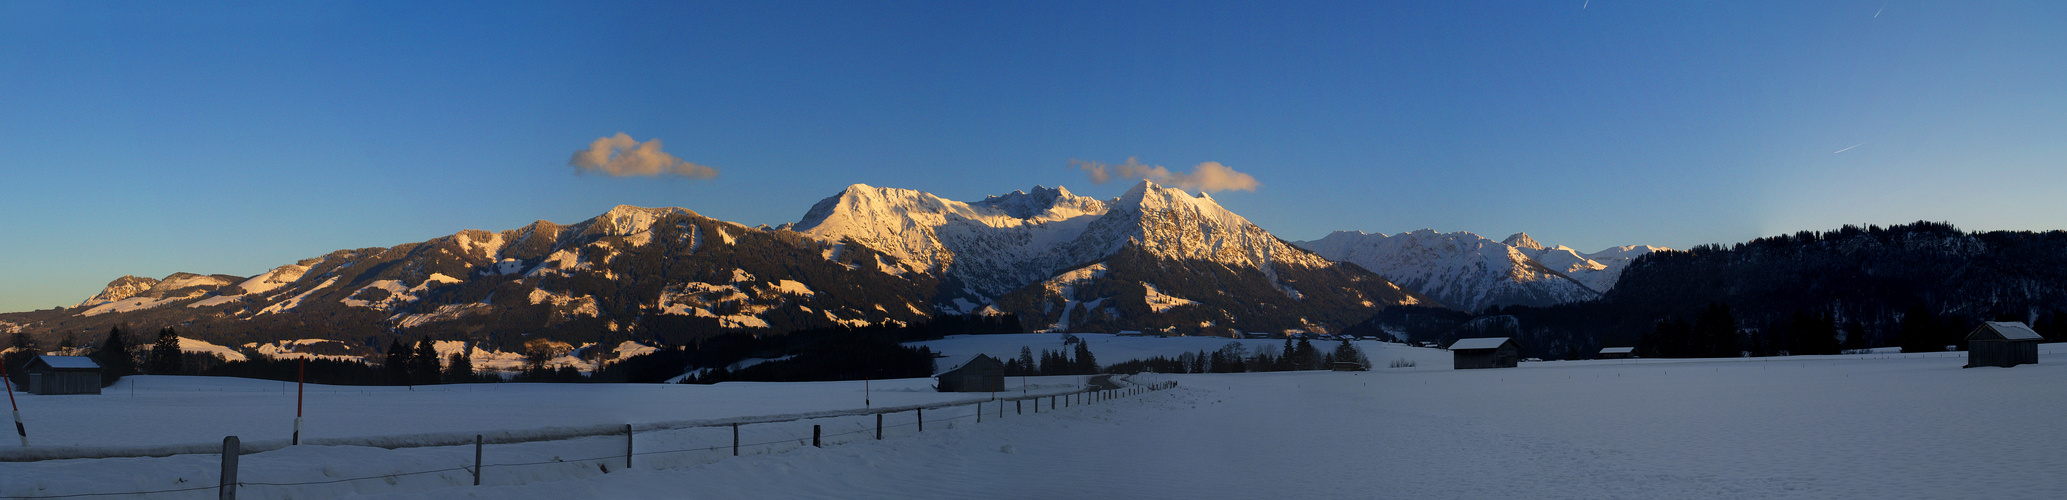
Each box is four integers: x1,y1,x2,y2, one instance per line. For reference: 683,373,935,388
2,181,1451,356
1294,230,1665,312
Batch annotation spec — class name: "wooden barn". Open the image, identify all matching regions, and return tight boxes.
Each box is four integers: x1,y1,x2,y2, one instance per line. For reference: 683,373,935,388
25,355,102,395
934,354,1006,392
1964,321,2042,368
1450,337,1518,370
1598,347,1635,359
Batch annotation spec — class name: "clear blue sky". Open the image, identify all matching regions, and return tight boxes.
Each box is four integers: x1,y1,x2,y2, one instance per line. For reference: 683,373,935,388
3,1,2064,312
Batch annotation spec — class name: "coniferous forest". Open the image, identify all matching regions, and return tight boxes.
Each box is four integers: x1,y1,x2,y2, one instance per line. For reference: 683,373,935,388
1370,222,2067,360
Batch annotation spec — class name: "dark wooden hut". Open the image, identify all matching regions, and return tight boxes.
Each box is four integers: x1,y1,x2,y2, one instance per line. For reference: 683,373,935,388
935,354,1006,392
1964,322,2041,368
1450,337,1518,370
25,355,102,395
1598,347,1635,359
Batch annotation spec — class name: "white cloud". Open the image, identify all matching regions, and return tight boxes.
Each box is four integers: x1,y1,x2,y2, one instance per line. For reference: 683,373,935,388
1072,157,1261,192
568,133,718,179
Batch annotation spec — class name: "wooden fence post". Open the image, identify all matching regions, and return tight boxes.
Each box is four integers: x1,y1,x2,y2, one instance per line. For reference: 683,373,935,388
473,435,483,486
917,408,924,432
876,413,883,440
976,403,982,423
1016,400,1022,415
812,425,821,447
732,423,739,456
220,436,239,500
624,424,634,470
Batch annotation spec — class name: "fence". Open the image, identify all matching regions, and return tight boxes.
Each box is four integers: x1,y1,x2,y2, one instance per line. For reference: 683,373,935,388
1,378,1179,499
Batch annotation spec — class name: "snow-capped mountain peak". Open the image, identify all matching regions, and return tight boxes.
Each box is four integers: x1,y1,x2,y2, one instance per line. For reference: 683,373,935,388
78,275,161,307
1502,232,1544,251
1296,230,1609,311
1091,180,1324,270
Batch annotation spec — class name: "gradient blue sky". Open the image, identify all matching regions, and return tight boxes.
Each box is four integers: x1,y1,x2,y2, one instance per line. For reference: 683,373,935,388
4,1,2064,312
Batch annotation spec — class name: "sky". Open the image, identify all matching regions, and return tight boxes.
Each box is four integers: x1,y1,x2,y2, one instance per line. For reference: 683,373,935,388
3,1,2064,312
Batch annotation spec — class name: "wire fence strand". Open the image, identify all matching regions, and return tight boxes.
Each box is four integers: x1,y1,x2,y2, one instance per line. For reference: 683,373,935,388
3,380,1179,499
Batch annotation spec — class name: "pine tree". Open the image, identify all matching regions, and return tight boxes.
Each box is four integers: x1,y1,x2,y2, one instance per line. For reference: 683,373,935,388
1276,337,1296,371
1641,317,1694,358
1332,338,1367,370
1294,338,1320,370
94,325,138,383
413,337,440,385
1898,305,1943,353
149,327,185,375
1843,319,1871,351
1014,346,1037,376
1073,341,1097,374
1791,311,1840,355
1694,302,1740,358
59,332,77,351
8,332,30,350
384,338,415,385
1215,342,1247,373
445,349,475,383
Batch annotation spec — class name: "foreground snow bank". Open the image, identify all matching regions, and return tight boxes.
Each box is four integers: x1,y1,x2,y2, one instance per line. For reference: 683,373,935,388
8,345,2067,499
381,347,2067,499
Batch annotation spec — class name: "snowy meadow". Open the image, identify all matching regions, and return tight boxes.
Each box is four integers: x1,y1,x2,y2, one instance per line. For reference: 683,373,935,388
4,337,2065,499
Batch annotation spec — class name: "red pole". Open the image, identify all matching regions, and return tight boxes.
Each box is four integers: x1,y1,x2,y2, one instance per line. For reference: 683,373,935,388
2,358,24,446
0,360,17,410
294,357,305,445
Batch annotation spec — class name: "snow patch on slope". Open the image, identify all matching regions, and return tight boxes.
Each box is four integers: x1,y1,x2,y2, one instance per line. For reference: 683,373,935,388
80,296,178,316
1142,283,1198,313
176,337,248,362
238,264,313,296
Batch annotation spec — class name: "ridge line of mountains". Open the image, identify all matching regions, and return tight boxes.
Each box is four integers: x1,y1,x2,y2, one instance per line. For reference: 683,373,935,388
3,180,1661,356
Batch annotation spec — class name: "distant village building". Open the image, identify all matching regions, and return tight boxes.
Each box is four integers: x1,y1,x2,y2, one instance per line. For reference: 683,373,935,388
1331,361,1366,371
934,354,1006,392
1598,347,1636,359
1964,322,2042,368
1450,337,1519,370
24,355,102,395
1242,332,1276,339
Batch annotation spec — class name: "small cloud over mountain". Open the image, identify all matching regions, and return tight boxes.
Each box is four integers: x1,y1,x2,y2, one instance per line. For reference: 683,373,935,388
1072,157,1260,192
569,133,718,179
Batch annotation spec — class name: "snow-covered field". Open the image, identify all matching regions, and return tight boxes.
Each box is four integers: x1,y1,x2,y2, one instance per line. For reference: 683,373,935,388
6,339,2066,499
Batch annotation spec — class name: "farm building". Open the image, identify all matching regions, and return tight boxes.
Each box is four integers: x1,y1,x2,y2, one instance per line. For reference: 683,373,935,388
1964,321,2042,368
1450,337,1518,370
1598,347,1635,359
24,355,102,395
934,354,1006,392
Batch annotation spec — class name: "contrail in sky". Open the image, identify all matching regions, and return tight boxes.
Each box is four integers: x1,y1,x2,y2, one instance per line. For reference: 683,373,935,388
1833,143,1865,154
1875,4,1885,18
1582,0,1589,9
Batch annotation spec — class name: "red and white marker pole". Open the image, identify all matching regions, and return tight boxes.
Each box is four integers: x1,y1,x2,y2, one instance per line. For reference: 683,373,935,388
293,357,305,445
1,360,25,446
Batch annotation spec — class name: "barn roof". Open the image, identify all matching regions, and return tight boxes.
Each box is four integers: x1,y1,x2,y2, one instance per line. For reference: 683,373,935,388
1599,347,1635,354
33,355,101,370
932,353,1001,377
1971,322,2043,341
1450,337,1513,350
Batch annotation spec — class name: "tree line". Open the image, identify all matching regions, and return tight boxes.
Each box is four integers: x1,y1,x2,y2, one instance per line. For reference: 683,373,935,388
1367,222,2067,360
1101,337,1370,374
